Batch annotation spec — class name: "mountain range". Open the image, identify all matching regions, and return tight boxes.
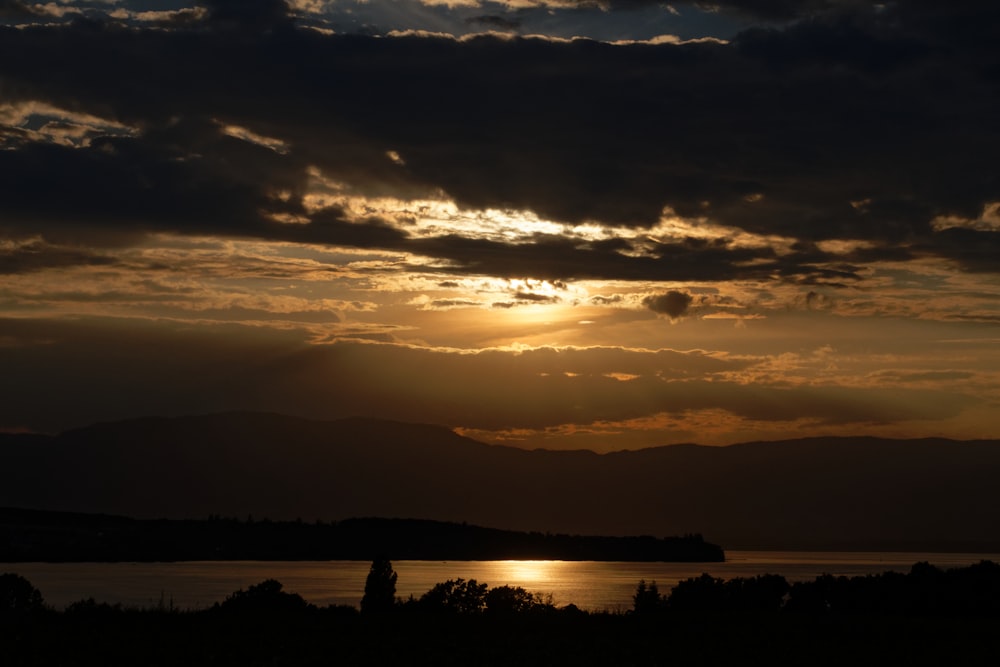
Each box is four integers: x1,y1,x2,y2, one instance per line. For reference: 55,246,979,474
3,413,999,551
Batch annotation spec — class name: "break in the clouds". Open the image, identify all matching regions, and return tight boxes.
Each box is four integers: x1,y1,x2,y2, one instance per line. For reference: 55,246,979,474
0,0,998,448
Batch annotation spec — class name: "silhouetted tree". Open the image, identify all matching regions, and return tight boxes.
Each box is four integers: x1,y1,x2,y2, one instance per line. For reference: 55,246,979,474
785,561,1000,617
945,559,1000,615
668,573,728,611
485,585,551,616
785,574,840,613
0,573,45,616
727,574,790,611
361,558,397,614
419,578,488,614
632,579,664,614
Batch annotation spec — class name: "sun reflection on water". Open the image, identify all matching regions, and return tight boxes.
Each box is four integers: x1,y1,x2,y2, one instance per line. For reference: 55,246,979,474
495,560,556,583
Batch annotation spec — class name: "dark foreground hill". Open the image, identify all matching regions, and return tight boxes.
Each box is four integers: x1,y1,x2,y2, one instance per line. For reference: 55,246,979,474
0,508,723,562
2,412,1000,550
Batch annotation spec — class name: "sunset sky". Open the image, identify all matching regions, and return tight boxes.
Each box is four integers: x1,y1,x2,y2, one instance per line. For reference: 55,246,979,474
1,0,998,451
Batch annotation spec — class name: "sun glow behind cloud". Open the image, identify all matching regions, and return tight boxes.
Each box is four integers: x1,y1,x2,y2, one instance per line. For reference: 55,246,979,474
304,169,609,243
0,100,136,148
302,166,809,257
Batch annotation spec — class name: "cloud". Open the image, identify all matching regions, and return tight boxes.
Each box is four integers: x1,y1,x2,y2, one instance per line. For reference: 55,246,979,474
203,0,294,30
804,290,833,311
108,7,210,27
0,1,38,19
644,290,693,318
7,1,84,19
0,2,998,281
0,239,117,274
673,0,845,21
466,14,521,30
473,1,872,22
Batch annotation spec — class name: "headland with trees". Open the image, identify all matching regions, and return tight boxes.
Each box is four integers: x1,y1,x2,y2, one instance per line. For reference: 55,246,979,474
0,507,724,562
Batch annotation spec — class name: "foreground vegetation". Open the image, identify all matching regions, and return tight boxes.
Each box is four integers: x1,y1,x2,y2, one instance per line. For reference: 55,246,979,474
3,560,1000,666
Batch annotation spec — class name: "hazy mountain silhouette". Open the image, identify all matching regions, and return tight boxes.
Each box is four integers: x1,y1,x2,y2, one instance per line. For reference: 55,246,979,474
3,412,999,550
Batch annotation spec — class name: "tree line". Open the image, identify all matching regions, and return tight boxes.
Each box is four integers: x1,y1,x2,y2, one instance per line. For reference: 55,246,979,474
4,559,1000,620
631,559,1000,616
4,560,1000,666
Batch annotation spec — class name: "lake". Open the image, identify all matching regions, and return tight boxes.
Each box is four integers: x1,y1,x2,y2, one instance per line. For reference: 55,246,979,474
6,551,999,611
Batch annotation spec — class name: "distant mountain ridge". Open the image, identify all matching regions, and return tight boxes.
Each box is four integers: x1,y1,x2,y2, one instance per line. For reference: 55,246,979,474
3,412,1000,551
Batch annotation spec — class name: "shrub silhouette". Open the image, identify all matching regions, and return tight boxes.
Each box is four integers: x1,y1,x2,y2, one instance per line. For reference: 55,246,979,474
65,597,124,618
215,578,311,614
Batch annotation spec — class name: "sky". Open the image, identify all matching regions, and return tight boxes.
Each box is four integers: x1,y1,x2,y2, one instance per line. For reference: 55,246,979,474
1,0,998,451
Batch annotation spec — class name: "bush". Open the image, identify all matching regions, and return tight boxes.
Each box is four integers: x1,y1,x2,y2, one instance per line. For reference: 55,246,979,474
65,597,124,617
214,579,311,614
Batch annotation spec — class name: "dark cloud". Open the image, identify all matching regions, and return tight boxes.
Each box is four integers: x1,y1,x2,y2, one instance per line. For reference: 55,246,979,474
804,290,833,311
644,290,694,318
0,121,303,245
915,228,1000,274
0,2,998,277
873,370,975,384
581,1,868,22
679,0,845,21
465,15,521,31
204,0,293,31
410,233,860,283
0,114,865,282
0,241,117,274
135,8,210,29
512,291,559,303
429,298,481,308
0,0,35,19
